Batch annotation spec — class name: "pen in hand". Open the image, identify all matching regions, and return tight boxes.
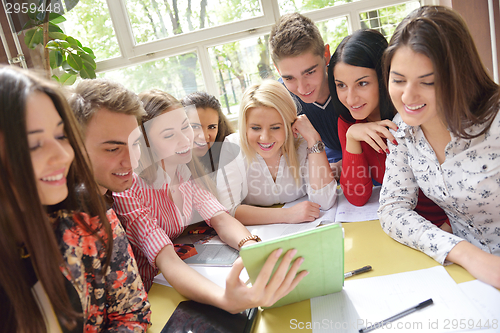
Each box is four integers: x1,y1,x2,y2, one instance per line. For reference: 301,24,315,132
344,265,372,279
358,298,434,333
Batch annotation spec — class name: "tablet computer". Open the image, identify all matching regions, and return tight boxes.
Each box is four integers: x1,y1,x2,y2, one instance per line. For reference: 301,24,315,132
239,223,344,308
161,300,258,333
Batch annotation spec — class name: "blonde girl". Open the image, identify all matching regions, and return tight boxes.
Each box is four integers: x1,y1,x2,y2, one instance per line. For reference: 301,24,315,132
217,80,337,225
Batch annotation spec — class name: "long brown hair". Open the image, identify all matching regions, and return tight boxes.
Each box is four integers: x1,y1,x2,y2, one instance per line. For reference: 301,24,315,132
383,5,500,138
0,66,112,332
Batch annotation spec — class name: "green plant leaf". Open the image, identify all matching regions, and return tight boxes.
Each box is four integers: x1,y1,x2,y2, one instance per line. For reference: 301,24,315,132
51,74,60,82
82,47,96,59
47,39,70,49
66,38,84,52
59,73,77,85
80,65,96,79
36,11,45,21
49,13,66,24
67,53,83,70
62,61,78,74
27,11,37,20
66,36,78,46
48,23,63,33
79,53,96,69
48,32,67,40
24,28,42,49
67,37,84,49
49,50,63,68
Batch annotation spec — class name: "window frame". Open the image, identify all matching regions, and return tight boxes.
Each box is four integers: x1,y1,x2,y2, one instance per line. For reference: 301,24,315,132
100,0,437,98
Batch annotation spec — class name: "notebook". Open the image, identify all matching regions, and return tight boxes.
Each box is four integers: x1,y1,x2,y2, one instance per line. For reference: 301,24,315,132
239,223,344,308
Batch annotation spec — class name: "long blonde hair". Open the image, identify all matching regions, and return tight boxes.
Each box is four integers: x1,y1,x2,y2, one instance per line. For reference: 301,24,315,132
239,80,302,186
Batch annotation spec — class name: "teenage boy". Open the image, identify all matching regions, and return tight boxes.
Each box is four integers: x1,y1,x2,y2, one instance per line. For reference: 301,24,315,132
269,12,342,177
70,79,307,313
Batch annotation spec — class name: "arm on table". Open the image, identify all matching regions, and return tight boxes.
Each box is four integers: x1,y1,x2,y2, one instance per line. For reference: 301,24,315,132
446,241,500,289
234,201,321,225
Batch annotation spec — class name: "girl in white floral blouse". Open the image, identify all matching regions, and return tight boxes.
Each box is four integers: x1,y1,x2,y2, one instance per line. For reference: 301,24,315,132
379,5,500,289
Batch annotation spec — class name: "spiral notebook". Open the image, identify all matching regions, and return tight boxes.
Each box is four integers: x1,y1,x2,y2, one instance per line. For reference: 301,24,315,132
239,223,344,308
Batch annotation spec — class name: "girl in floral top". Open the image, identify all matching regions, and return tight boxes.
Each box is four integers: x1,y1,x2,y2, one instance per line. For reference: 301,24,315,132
379,6,500,289
0,66,151,332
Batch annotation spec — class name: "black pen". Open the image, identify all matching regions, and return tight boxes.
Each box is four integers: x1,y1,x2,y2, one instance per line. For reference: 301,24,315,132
358,298,434,333
344,265,372,279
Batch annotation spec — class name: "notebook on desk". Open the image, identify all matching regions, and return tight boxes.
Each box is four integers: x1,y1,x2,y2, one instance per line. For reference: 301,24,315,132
240,223,344,308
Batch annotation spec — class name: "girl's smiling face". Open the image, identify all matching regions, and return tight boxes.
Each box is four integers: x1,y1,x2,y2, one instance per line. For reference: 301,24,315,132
191,107,219,157
147,107,194,167
27,92,74,205
334,62,381,121
246,106,286,162
388,46,438,130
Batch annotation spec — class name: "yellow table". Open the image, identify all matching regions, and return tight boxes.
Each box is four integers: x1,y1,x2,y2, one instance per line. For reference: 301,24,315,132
146,220,475,332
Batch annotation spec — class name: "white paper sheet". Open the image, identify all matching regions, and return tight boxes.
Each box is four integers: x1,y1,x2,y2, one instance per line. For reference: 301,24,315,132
459,279,500,332
310,266,490,333
335,186,380,222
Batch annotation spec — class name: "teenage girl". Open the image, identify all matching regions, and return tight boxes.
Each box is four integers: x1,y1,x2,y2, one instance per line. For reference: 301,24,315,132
181,91,234,175
112,89,308,312
0,66,151,332
217,80,337,225
379,6,500,288
329,29,449,228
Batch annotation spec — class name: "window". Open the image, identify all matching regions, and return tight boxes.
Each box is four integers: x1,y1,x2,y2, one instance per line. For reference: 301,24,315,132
278,0,361,15
62,0,120,61
208,34,278,115
359,1,420,39
97,51,205,98
316,16,349,50
66,0,423,115
125,0,264,45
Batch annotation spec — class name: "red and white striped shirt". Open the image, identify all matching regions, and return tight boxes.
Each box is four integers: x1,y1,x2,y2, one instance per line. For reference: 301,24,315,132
112,165,226,290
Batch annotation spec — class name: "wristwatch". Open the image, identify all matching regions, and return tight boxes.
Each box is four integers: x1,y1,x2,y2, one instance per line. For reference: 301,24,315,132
307,140,325,154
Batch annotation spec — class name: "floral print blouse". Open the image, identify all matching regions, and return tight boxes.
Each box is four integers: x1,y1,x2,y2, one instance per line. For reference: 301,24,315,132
378,112,500,264
50,209,151,332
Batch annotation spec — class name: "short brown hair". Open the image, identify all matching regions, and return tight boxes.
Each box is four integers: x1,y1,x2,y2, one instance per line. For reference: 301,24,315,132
69,78,145,130
269,12,325,65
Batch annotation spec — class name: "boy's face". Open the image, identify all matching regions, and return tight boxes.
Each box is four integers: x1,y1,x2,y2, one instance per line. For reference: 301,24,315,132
276,46,331,104
83,108,139,195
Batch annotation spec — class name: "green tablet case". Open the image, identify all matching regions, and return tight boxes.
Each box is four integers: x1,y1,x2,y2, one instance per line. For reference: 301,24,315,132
239,223,344,309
